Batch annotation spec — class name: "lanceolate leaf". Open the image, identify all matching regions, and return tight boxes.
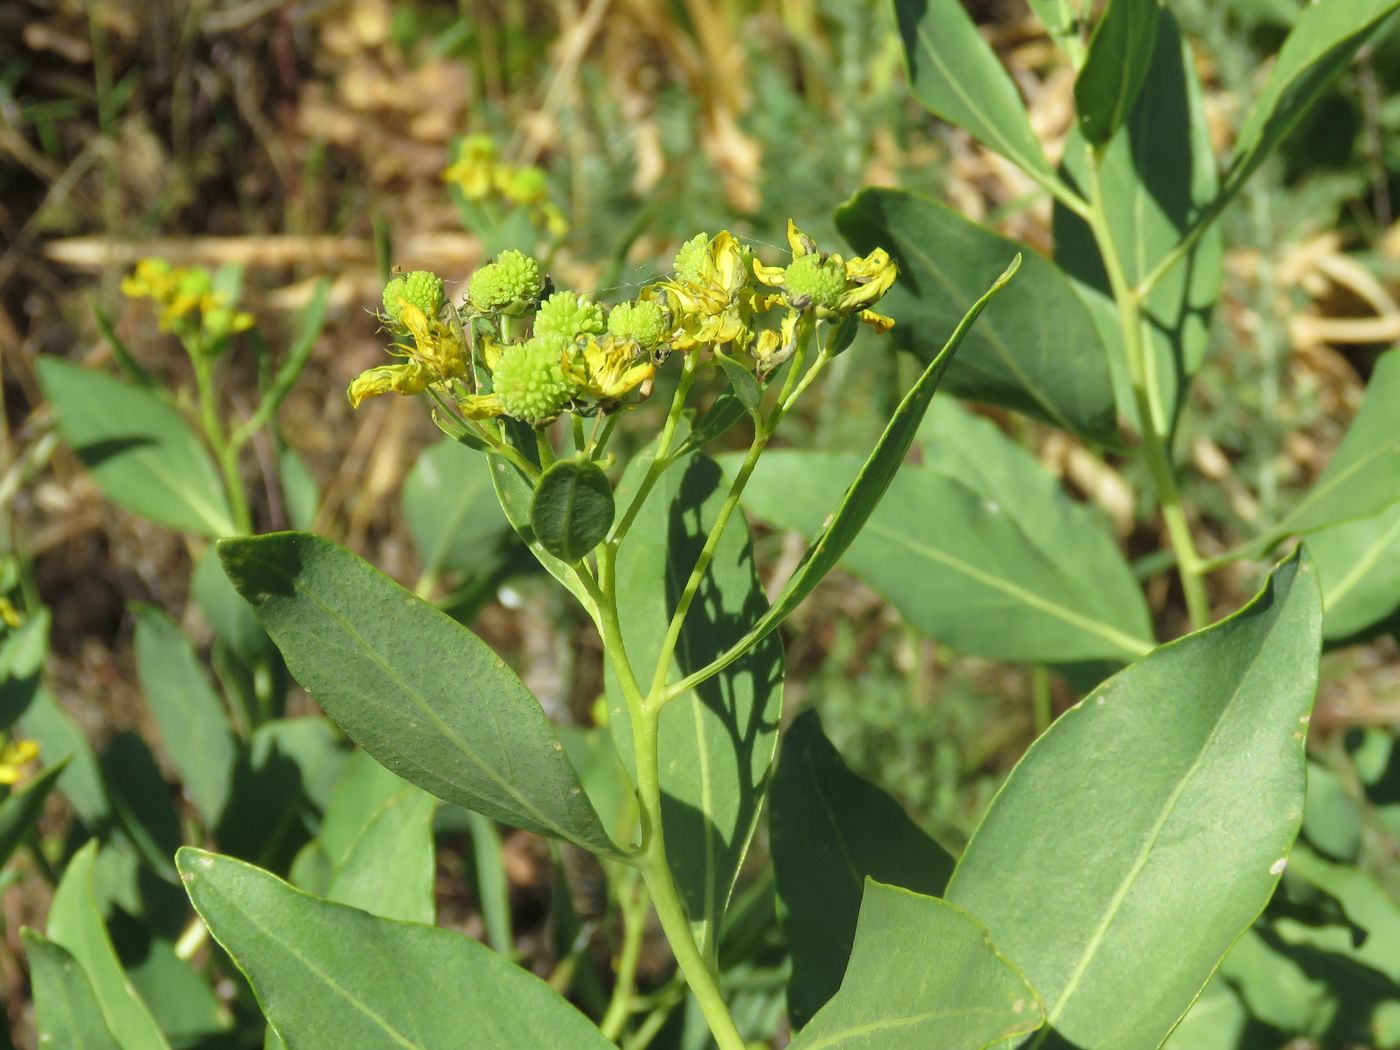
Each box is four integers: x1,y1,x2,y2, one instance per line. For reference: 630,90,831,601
891,0,1053,179
1055,8,1222,433
771,712,955,1027
37,357,236,537
217,532,624,858
788,881,1044,1050
1309,501,1400,641
23,930,123,1050
734,447,1153,663
608,452,783,954
838,188,1117,443
1226,0,1400,199
1278,350,1400,534
46,841,172,1050
680,252,1019,692
1074,0,1161,145
947,549,1323,1049
133,603,237,825
177,849,616,1050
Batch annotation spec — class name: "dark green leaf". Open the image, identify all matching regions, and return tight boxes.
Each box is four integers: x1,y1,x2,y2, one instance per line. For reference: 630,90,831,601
1280,350,1400,533
715,353,761,411
838,188,1116,442
23,930,123,1050
98,731,182,879
217,533,624,857
403,440,513,583
1310,500,1400,640
133,604,237,825
46,841,171,1050
675,387,749,458
771,712,955,1027
946,549,1322,1049
608,453,783,953
788,880,1044,1049
1056,8,1222,432
1226,0,1400,198
891,0,1052,179
37,357,235,537
1074,0,1161,144
529,459,615,564
178,848,616,1049
0,759,68,868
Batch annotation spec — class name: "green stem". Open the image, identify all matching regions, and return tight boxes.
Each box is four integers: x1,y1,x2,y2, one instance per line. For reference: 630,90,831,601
1084,153,1209,631
599,872,650,1041
193,355,252,534
609,354,698,545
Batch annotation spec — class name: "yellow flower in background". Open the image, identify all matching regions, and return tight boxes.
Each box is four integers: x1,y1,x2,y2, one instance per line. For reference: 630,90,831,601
0,736,38,786
122,258,254,346
0,597,20,630
442,134,499,200
442,138,571,238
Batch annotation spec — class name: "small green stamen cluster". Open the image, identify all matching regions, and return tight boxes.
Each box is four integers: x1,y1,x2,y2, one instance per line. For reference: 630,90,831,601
783,253,846,311
492,335,577,425
468,250,544,314
534,291,606,341
382,270,445,325
673,234,710,283
607,299,670,350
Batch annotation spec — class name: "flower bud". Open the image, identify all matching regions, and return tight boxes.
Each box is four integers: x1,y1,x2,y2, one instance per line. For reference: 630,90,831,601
468,250,544,315
491,334,578,425
606,299,670,350
534,291,606,342
382,270,445,326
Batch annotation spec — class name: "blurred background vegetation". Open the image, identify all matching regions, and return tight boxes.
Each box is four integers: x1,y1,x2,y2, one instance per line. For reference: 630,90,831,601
3,0,1400,1046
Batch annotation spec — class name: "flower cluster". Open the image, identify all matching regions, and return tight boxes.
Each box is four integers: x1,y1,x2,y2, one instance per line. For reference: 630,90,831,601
0,733,38,787
442,135,568,238
347,221,897,430
121,259,255,348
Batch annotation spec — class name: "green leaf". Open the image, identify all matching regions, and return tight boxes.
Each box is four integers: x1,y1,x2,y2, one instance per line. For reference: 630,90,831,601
278,447,319,532
46,841,171,1050
890,0,1052,179
0,606,48,728
23,930,123,1050
177,848,616,1049
607,452,783,953
716,353,762,411
1310,500,1400,640
217,532,624,857
318,749,437,924
1160,978,1254,1050
946,549,1322,1049
837,188,1117,443
771,711,956,1028
1055,8,1222,432
529,459,615,564
18,690,108,828
1226,0,1400,199
98,731,182,879
124,932,233,1044
403,440,513,583
675,387,749,458
732,443,1153,662
192,545,275,668
788,881,1044,1050
684,253,1018,691
1074,0,1161,145
0,759,68,868
37,357,236,537
133,603,237,825
1280,350,1400,533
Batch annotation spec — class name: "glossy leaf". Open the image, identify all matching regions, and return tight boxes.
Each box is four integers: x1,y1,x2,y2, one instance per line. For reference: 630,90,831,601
133,603,237,825
789,880,1044,1050
891,0,1052,178
771,711,955,1027
686,252,1018,692
46,841,171,1050
838,188,1116,443
946,549,1322,1049
1056,8,1222,432
733,445,1153,663
529,459,615,563
1310,500,1400,640
1074,0,1160,144
1226,0,1400,199
218,532,623,857
1279,350,1400,533
37,356,235,537
178,848,616,1049
23,930,123,1050
608,452,783,953
403,439,513,583
0,759,68,868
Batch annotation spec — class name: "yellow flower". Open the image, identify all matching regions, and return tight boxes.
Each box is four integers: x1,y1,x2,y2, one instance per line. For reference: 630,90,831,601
752,219,898,332
346,301,468,407
754,310,802,375
443,135,500,200
0,597,21,630
0,736,39,786
659,232,774,353
563,336,656,404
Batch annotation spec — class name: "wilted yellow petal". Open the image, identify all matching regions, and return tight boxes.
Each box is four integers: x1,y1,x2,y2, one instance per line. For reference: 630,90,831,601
347,362,431,407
